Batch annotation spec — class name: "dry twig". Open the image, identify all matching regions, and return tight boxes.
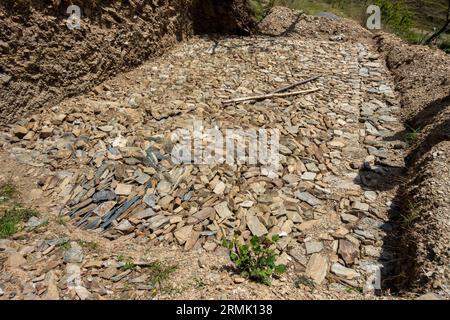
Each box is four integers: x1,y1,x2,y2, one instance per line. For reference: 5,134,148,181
269,75,321,94
222,88,320,105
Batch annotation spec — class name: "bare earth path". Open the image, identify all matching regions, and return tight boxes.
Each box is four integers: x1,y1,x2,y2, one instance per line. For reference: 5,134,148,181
0,34,408,300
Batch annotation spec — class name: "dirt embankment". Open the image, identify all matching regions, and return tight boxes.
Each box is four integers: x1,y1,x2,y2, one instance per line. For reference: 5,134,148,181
0,0,254,125
375,34,450,297
258,6,372,43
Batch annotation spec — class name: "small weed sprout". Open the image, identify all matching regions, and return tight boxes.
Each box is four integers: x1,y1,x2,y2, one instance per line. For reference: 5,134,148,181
295,275,315,289
405,125,420,144
78,240,98,251
123,260,137,271
193,278,207,289
57,240,71,251
148,261,178,289
0,182,17,203
0,206,39,238
401,202,421,229
118,255,137,271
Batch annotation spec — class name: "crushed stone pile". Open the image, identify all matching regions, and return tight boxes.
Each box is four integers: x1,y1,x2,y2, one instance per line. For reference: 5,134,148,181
1,33,407,292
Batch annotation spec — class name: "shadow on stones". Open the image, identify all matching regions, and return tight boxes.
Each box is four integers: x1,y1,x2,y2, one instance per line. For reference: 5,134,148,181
264,12,304,37
408,94,450,131
382,94,450,163
279,13,303,37
258,11,304,37
404,93,450,166
353,162,406,294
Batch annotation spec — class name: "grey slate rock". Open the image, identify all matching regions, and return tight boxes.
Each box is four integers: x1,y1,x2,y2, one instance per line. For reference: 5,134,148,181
93,190,117,203
295,191,322,206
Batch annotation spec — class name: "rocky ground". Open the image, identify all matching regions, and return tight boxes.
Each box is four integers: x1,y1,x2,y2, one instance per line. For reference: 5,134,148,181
0,6,448,300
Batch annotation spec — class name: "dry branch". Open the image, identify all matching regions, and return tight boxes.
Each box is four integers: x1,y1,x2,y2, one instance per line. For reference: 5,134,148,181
269,75,321,94
222,88,320,105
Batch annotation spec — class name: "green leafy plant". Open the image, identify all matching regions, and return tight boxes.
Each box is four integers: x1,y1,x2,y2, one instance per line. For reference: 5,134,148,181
57,239,71,251
346,286,364,294
374,0,414,35
0,206,39,238
117,254,127,261
275,0,352,17
123,260,137,271
405,125,420,144
439,40,450,54
401,202,420,229
223,234,287,285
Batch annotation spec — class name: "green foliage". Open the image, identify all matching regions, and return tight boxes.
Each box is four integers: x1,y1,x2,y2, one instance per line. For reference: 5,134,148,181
250,0,265,21
223,234,287,285
117,254,127,262
273,0,449,53
403,29,428,44
57,239,71,250
250,0,275,21
193,277,207,289
117,256,177,289
406,0,450,30
373,0,415,34
0,182,17,203
275,0,350,16
147,261,178,288
123,260,137,271
405,125,420,144
0,205,39,238
401,202,420,229
118,255,136,270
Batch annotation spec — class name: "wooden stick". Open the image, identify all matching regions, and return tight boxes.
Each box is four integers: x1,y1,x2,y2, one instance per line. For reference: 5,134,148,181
269,75,321,94
222,88,320,105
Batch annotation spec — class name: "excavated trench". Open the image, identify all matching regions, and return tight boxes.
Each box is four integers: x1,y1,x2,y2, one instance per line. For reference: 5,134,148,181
374,34,450,297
